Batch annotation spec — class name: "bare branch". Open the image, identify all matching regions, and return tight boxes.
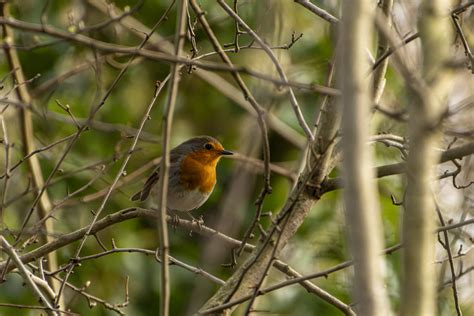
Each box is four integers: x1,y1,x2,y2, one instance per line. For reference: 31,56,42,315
0,1,60,305
0,236,58,316
436,206,462,316
321,141,474,193
189,0,272,257
0,16,339,96
218,0,315,142
294,0,339,25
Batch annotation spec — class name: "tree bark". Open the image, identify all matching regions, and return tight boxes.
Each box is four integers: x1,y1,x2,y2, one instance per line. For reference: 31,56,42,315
340,0,391,314
401,1,453,315
0,2,61,309
199,86,342,315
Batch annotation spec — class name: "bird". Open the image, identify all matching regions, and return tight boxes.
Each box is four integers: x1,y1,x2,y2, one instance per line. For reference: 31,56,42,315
131,136,233,215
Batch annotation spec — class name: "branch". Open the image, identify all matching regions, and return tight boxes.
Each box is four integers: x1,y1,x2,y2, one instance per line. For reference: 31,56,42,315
0,205,360,314
293,0,339,25
401,0,453,314
86,0,307,148
55,76,168,304
0,236,57,316
321,141,474,193
0,208,248,274
0,16,339,96
435,206,462,316
199,48,342,316
218,0,315,142
339,0,390,313
189,0,272,257
52,247,225,286
0,1,60,306
157,1,188,315
372,0,394,103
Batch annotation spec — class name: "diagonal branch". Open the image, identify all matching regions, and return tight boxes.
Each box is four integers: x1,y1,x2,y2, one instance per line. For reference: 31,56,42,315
0,236,57,316
189,0,272,256
0,16,339,96
293,0,339,25
218,0,315,142
198,53,342,316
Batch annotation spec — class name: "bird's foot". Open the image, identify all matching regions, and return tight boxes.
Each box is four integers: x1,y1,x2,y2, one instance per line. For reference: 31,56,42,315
186,213,204,231
171,214,180,231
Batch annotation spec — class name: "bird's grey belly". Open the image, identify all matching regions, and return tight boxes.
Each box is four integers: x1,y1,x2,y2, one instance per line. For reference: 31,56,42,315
150,172,213,211
167,187,210,211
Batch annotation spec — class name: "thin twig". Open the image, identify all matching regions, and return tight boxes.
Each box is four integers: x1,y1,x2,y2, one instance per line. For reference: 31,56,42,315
452,2,474,73
51,246,225,285
56,77,169,304
0,1,60,304
85,0,309,149
0,114,11,224
226,0,244,52
293,0,338,25
34,165,107,228
244,212,291,314
218,0,315,142
51,274,126,315
0,302,76,315
0,236,58,315
0,16,339,96
189,0,273,258
194,33,304,61
0,133,76,180
371,32,419,72
321,141,474,193
436,206,462,316
372,0,394,103
63,157,161,206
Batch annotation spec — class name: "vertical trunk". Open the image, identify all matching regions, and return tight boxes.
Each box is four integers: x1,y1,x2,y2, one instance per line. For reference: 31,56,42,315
401,1,453,315
0,2,61,309
157,1,188,315
340,1,391,315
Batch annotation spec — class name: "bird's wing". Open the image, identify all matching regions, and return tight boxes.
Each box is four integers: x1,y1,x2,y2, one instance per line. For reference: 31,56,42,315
131,151,182,202
131,168,160,201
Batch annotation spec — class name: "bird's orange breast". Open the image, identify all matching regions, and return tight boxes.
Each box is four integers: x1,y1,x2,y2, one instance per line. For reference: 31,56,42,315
179,150,220,193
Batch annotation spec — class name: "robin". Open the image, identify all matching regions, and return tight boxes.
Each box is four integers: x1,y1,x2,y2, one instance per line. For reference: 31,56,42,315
132,136,233,216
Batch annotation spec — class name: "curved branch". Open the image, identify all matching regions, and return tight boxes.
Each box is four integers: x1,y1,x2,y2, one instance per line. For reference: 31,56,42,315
0,16,339,96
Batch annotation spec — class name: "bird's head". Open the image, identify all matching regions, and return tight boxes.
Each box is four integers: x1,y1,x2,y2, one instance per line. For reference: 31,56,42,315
177,136,233,166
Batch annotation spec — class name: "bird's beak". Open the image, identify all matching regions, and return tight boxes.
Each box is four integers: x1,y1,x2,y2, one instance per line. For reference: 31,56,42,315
220,149,233,156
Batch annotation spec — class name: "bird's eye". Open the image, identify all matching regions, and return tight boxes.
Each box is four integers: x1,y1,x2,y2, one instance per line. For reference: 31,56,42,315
204,143,213,150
